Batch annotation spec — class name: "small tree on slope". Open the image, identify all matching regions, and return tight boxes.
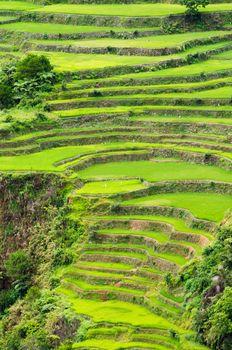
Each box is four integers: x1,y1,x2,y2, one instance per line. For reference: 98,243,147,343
180,0,209,16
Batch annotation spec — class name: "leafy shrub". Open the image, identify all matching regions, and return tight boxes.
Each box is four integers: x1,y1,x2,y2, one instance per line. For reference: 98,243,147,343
15,54,53,81
0,83,14,109
5,250,32,284
0,54,56,109
89,89,103,97
181,224,232,349
180,0,209,16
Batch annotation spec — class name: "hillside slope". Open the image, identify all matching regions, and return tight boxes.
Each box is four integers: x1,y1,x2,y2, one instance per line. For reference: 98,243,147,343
0,0,231,349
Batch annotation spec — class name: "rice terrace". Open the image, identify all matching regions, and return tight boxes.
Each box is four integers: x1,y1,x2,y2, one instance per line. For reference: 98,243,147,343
0,0,231,349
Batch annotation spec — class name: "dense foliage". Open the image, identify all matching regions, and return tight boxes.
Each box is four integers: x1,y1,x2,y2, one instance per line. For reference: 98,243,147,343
181,218,232,350
0,174,85,349
0,54,56,109
180,0,209,15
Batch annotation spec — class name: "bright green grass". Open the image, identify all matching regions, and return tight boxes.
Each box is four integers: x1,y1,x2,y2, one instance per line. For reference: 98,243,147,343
2,142,230,172
98,56,232,81
73,339,165,349
56,105,232,118
86,241,186,265
83,248,147,260
0,1,39,11
0,143,148,171
132,115,232,125
65,42,232,88
77,179,145,194
34,3,186,16
154,85,232,99
99,229,170,243
76,260,133,271
67,72,232,91
30,51,167,72
49,92,232,104
64,276,144,295
0,21,155,34
33,31,230,49
214,50,232,59
89,229,202,254
1,142,231,172
0,15,16,20
66,76,232,95
160,289,184,304
57,288,182,329
123,192,232,222
98,230,203,253
63,267,153,286
63,267,129,280
93,215,212,237
77,160,232,183
35,3,232,17
150,295,181,314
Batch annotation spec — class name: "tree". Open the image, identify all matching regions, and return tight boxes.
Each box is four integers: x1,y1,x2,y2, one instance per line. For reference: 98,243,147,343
0,83,14,109
206,287,232,349
5,250,31,283
15,54,53,81
180,0,209,16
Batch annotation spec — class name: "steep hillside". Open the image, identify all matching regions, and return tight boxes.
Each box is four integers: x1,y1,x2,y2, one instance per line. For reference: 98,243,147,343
0,0,231,349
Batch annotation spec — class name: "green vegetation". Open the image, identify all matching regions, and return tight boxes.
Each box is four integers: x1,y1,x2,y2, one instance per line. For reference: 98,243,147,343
0,53,56,108
32,31,230,49
30,51,165,72
78,179,146,194
0,1,39,11
35,3,232,16
180,223,232,349
77,160,232,183
0,1,231,349
180,0,209,15
123,192,232,222
0,22,156,34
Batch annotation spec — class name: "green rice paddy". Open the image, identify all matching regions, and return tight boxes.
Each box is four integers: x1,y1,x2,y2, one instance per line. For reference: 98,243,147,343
77,160,232,182
78,179,146,194
35,3,232,17
0,1,231,348
123,192,232,222
0,22,155,34
32,31,231,49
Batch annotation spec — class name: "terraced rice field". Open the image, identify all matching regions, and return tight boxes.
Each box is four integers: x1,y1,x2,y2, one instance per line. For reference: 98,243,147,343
0,0,231,349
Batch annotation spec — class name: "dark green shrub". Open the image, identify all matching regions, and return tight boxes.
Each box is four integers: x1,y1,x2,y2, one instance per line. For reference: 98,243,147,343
180,0,209,15
5,250,32,283
89,89,103,97
15,54,53,81
0,83,13,109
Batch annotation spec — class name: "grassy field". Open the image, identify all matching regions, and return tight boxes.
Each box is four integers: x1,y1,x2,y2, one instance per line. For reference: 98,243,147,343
91,214,212,236
0,1,39,11
77,160,232,182
32,31,230,49
123,192,232,222
154,85,232,98
0,22,155,34
77,179,146,194
29,51,166,72
57,288,182,329
35,3,232,16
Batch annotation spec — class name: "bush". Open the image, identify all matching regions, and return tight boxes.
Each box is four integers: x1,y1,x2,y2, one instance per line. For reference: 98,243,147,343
15,54,53,81
206,287,232,349
5,250,32,283
0,54,56,109
0,83,13,109
181,225,232,349
180,0,209,15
